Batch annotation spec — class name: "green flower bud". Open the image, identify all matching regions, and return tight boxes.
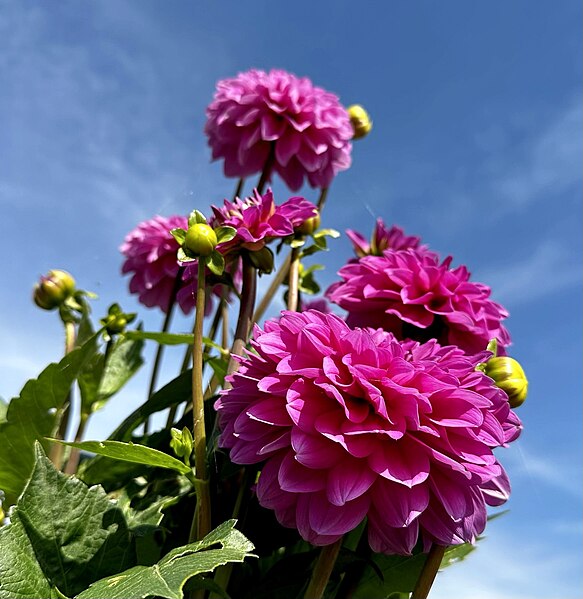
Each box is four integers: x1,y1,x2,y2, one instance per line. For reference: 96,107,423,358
484,356,528,408
296,212,321,236
184,223,218,257
100,303,136,335
33,269,76,311
347,104,372,140
247,246,275,274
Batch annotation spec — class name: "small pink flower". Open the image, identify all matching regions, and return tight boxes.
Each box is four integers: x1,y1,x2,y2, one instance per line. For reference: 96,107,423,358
205,69,353,191
215,310,521,554
346,219,428,258
120,215,195,314
326,249,511,354
211,189,317,253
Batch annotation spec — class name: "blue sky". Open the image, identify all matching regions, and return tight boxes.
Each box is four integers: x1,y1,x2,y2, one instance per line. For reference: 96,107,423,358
1,1,581,597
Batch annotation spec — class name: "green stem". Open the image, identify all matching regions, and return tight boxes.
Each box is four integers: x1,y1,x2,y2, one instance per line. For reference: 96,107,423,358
144,266,183,435
189,259,211,542
49,320,77,468
410,544,447,599
287,247,301,312
234,177,245,199
63,413,89,475
317,186,329,211
304,538,343,599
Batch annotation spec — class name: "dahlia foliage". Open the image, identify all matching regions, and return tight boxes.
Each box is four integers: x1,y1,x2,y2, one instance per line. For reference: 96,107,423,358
2,68,526,599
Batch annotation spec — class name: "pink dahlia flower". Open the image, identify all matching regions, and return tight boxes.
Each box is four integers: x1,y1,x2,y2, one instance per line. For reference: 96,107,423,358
205,69,353,191
211,189,317,253
121,215,195,314
346,219,428,258
215,310,521,554
326,249,511,354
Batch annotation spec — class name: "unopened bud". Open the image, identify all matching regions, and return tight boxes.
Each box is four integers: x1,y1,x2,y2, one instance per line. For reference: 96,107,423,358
184,223,218,257
33,269,76,311
296,212,321,236
484,356,528,408
247,246,274,274
347,104,372,140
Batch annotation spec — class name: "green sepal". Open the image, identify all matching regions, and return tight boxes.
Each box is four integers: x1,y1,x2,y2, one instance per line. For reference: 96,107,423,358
214,225,237,244
177,247,196,263
313,228,340,239
206,250,225,276
170,427,194,465
170,228,187,245
188,210,208,227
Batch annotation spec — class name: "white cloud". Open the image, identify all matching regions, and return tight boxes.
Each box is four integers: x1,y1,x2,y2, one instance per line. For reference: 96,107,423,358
475,238,581,307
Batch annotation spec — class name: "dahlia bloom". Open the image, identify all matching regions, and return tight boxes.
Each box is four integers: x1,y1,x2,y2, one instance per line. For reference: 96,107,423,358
205,69,353,191
326,249,511,354
211,189,317,253
346,219,428,258
215,310,521,554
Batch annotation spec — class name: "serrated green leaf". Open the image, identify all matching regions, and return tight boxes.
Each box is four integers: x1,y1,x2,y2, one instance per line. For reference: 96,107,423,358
49,440,191,475
188,210,207,227
170,228,187,246
0,335,99,506
125,331,195,345
207,250,225,276
76,520,254,599
214,225,236,244
0,443,137,598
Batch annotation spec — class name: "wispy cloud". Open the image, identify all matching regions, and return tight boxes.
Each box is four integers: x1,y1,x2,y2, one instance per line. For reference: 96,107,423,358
475,238,581,307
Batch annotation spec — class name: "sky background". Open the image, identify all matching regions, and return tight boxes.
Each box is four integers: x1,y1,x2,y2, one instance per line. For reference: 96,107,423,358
1,1,581,597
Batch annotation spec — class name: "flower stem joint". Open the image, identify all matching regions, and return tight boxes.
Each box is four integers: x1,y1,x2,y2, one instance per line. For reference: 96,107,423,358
484,356,528,408
33,269,76,310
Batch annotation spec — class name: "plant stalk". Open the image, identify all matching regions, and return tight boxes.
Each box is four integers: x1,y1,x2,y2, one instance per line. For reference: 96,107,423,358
256,143,276,194
287,247,301,311
411,544,447,599
304,538,343,599
189,259,212,542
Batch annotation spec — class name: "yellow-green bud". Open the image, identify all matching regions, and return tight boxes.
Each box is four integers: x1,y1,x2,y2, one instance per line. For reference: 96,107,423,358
33,269,76,311
184,223,217,257
296,212,321,236
347,104,372,140
484,356,528,408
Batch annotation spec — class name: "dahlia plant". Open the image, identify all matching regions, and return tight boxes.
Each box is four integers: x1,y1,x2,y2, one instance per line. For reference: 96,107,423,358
0,68,526,599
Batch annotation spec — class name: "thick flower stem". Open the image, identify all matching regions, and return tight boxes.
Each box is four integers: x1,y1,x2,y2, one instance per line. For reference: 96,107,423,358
225,256,257,379
256,143,276,194
304,538,343,599
144,266,183,435
189,259,212,542
317,186,329,211
287,247,301,311
411,544,447,599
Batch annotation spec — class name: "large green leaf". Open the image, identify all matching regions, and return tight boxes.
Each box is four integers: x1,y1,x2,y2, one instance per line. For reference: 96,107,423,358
124,331,194,345
0,398,7,425
109,369,192,441
76,520,255,599
50,440,191,475
0,443,137,599
0,335,99,506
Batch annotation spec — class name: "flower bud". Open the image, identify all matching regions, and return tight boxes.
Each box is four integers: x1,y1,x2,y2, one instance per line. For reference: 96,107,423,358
247,246,275,274
33,269,76,310
184,223,218,257
347,104,372,140
296,212,321,236
484,356,528,408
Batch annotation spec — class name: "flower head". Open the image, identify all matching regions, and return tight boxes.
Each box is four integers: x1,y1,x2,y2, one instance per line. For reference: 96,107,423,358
120,215,196,314
33,269,76,310
215,310,521,554
346,219,428,258
211,189,317,253
326,249,511,354
205,69,353,191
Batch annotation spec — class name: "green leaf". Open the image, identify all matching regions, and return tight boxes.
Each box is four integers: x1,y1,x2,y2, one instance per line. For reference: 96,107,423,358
49,440,191,475
125,330,195,345
206,356,228,386
170,227,187,246
177,248,195,263
108,369,192,441
0,335,99,506
188,210,207,227
76,520,255,599
313,228,340,239
206,250,225,276
0,397,7,425
289,238,306,249
0,443,137,598
214,225,236,244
